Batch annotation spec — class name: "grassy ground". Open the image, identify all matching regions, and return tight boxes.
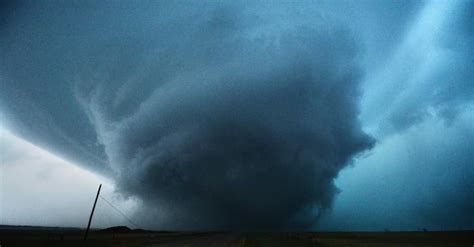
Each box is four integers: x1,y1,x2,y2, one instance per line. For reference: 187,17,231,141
241,231,474,247
1,226,473,246
0,227,215,247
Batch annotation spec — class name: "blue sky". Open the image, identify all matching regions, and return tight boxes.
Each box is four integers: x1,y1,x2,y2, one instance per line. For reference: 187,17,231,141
0,0,473,230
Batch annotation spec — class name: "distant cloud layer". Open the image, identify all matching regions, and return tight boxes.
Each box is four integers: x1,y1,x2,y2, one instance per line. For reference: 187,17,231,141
360,0,473,135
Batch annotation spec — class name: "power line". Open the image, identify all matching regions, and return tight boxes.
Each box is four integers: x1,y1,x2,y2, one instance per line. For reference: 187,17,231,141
99,195,139,229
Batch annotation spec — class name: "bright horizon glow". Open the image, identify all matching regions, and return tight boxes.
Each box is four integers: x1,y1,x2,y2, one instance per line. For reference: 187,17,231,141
0,126,138,229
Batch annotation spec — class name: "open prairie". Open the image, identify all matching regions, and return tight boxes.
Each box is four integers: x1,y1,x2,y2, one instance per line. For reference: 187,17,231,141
1,226,473,247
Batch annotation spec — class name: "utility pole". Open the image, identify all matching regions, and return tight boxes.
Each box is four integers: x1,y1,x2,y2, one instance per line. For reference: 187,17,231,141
84,184,102,241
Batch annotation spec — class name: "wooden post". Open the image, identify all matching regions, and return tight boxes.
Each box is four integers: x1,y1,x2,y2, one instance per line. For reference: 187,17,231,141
84,184,102,241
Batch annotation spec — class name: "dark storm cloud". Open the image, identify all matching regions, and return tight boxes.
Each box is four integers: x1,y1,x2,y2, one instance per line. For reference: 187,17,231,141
0,1,375,229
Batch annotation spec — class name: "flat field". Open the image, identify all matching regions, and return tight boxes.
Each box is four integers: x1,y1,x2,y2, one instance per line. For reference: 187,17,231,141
0,226,473,246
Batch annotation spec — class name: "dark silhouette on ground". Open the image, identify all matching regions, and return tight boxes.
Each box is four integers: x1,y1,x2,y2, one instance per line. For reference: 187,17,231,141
1,225,473,247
